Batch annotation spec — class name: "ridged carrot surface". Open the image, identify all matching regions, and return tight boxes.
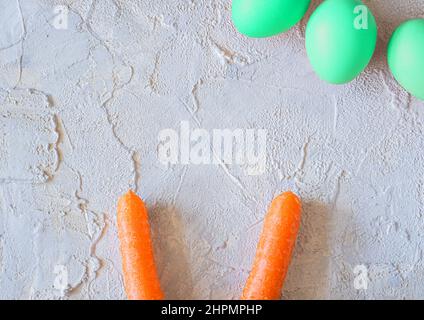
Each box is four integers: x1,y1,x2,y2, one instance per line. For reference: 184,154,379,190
241,191,302,300
117,190,164,300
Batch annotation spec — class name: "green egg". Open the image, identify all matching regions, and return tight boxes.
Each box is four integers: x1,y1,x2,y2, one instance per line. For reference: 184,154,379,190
388,19,424,100
232,0,311,38
305,0,377,84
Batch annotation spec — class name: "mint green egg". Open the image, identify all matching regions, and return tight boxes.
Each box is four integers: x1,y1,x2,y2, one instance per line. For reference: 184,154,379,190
305,0,377,84
232,0,311,38
388,19,424,100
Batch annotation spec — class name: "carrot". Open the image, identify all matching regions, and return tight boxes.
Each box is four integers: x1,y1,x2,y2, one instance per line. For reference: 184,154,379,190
241,191,302,300
117,190,164,300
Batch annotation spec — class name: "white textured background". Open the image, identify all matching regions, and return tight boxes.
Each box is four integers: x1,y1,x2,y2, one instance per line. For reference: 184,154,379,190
0,0,424,300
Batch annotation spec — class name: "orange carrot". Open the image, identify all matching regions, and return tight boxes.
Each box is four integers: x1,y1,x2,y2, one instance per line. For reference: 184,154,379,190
117,190,164,300
241,191,302,300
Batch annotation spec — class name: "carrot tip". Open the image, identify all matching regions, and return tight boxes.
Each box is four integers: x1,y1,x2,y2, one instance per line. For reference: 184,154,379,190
277,191,301,204
125,189,136,196
119,190,138,202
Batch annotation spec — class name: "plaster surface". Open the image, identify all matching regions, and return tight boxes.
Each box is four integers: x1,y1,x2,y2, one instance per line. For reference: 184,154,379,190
0,0,424,299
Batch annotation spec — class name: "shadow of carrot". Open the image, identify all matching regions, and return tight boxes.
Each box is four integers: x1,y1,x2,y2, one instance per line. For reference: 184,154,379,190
149,203,193,300
282,200,331,299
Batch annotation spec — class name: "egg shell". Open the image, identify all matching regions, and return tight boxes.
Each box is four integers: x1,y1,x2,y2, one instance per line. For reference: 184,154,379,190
232,0,311,38
388,19,424,100
305,0,377,84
